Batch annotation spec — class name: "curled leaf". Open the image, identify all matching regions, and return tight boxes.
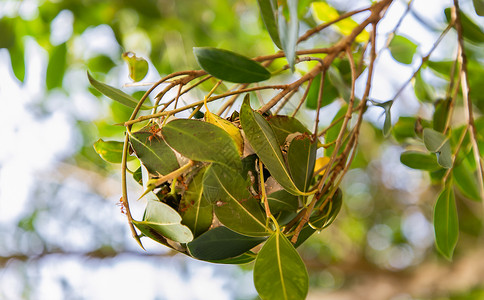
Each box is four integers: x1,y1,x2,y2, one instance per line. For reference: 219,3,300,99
122,52,149,82
205,111,244,155
193,47,271,83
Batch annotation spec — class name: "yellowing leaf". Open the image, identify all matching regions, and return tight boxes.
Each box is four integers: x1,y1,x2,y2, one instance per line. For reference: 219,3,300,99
314,157,330,176
205,111,244,155
311,2,369,43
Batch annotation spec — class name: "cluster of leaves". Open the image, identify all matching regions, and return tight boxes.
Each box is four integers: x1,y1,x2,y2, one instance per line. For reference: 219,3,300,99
89,0,484,299
93,76,341,299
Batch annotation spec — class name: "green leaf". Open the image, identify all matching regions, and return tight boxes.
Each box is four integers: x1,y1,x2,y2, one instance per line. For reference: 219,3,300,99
473,0,484,16
203,164,269,237
413,71,434,102
267,190,299,214
445,8,484,43
305,73,339,110
388,35,417,64
423,128,452,169
0,18,15,49
453,160,481,201
161,119,242,171
370,100,393,137
133,166,143,186
129,130,180,176
328,66,351,101
87,55,116,74
46,42,67,89
87,71,151,110
434,185,458,260
134,196,194,244
254,230,309,300
392,117,417,142
309,188,343,230
433,99,450,133
400,151,441,171
193,47,271,83
287,134,317,192
240,96,302,195
325,105,347,156
257,0,282,49
207,252,256,264
278,0,299,71
205,110,244,155
188,226,266,261
294,188,343,248
122,52,149,82
93,139,130,164
383,108,392,137
180,167,213,237
8,42,25,82
268,115,311,146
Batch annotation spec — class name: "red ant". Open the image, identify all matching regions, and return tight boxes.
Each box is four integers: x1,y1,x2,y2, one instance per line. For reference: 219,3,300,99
147,124,162,144
117,197,127,215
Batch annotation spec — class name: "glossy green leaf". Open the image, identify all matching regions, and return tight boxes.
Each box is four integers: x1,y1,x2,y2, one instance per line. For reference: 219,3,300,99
294,188,343,248
134,196,194,244
129,130,180,176
278,0,299,71
267,189,299,214
388,35,417,64
325,105,347,156
46,42,67,89
309,188,343,230
161,119,242,171
445,8,484,43
423,128,452,168
287,134,317,192
400,151,441,171
268,115,311,146
122,52,149,82
193,47,271,83
203,164,269,237
453,160,481,201
433,99,450,133
305,73,339,109
473,0,484,16
240,97,302,195
180,167,213,237
257,0,282,49
188,226,266,261
207,252,256,264
93,139,128,164
87,71,151,110
205,110,244,155
254,230,309,300
434,185,458,260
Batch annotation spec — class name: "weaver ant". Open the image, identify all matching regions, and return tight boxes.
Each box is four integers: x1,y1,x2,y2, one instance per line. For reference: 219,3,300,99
147,124,162,144
117,197,127,215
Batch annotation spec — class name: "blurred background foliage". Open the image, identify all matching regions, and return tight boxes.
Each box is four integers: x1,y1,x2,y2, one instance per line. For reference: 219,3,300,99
1,0,484,299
